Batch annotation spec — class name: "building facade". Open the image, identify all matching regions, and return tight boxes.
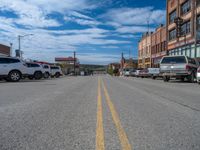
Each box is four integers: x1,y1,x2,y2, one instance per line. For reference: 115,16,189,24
0,44,10,56
151,25,167,68
167,0,200,59
138,32,152,68
55,57,80,75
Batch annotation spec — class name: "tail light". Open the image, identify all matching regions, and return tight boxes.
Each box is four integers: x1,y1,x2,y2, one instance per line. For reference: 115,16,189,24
185,65,190,70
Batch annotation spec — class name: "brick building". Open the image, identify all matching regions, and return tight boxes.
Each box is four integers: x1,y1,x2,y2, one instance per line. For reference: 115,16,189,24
151,25,167,68
0,44,10,56
138,32,152,68
55,57,80,75
167,0,200,58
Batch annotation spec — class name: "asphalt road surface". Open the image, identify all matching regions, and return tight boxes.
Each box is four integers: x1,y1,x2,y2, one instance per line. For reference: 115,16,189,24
0,76,200,150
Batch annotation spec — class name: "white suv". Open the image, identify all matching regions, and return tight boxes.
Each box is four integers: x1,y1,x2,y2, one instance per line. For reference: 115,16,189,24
50,66,63,78
0,56,27,82
42,64,51,79
25,62,44,80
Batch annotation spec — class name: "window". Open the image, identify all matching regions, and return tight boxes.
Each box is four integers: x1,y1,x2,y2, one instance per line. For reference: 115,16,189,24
43,65,49,69
0,58,6,64
26,63,40,67
197,0,200,6
181,20,191,35
181,0,191,15
50,66,59,69
169,29,176,41
0,58,20,64
197,15,200,40
161,56,186,64
169,10,176,24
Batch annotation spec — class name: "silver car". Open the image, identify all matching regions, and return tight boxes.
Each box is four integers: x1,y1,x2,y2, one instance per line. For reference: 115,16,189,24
160,55,198,82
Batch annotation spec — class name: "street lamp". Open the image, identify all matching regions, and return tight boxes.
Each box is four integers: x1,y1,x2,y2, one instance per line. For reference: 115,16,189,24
18,34,33,58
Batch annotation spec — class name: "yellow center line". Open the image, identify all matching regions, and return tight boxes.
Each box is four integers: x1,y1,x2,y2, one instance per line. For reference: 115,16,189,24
101,79,132,150
96,77,105,150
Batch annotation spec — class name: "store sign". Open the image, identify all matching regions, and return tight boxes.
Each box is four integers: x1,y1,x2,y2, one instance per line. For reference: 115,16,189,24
151,51,167,59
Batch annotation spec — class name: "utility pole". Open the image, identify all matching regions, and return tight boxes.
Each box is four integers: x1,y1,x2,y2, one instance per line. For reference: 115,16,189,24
74,51,76,76
18,34,33,58
18,35,21,54
194,0,197,57
121,52,124,76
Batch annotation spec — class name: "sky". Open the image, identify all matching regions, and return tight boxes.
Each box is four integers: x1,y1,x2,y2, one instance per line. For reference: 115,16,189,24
0,0,166,65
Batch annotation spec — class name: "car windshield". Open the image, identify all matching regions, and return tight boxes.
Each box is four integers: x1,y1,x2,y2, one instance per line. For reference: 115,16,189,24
161,56,186,64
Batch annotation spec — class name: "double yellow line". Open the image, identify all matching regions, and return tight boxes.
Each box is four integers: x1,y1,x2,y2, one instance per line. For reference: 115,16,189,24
96,78,132,150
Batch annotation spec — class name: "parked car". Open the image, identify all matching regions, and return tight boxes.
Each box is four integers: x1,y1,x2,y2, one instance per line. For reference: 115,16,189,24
197,67,200,84
148,68,161,79
130,69,136,77
135,70,141,77
42,64,51,78
139,68,149,78
26,62,44,80
123,68,131,77
160,55,198,82
50,66,63,78
0,56,27,82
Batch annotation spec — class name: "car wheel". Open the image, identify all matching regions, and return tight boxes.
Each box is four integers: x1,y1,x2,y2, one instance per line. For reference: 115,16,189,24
55,73,60,78
8,70,21,82
44,72,50,79
163,76,170,82
34,72,43,80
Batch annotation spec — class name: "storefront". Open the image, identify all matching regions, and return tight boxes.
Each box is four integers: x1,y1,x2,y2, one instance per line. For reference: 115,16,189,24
169,43,200,58
152,51,167,68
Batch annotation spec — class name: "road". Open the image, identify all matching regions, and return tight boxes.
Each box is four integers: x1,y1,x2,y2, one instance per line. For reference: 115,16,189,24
0,76,200,150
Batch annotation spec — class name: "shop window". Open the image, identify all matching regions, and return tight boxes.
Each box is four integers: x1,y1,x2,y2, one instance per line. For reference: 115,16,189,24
197,0,200,6
169,28,176,41
186,47,190,57
197,15,200,41
181,0,191,15
191,46,195,58
181,20,191,35
169,10,177,24
197,46,200,57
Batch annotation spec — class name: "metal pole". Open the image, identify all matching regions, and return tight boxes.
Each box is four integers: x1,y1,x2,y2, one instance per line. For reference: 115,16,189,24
74,51,76,76
194,0,197,58
18,36,21,52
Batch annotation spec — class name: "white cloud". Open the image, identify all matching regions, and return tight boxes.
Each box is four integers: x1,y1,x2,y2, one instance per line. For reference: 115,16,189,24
64,16,100,26
77,53,120,64
0,0,146,64
116,26,154,34
0,0,97,28
103,7,166,26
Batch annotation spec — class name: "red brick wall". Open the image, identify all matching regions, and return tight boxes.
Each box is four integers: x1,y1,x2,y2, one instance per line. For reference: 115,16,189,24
0,44,10,56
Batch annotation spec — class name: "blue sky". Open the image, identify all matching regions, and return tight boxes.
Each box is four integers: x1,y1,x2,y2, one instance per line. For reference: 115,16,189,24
0,0,166,64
